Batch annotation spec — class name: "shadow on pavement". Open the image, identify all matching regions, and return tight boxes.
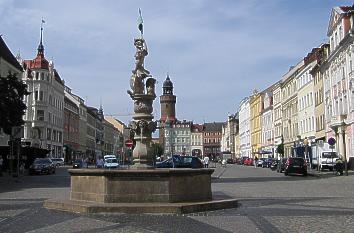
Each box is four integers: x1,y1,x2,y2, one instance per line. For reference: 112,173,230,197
212,175,318,183
0,167,70,193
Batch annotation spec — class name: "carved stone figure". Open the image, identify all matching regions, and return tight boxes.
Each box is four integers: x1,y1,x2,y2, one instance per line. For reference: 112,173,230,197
146,78,156,96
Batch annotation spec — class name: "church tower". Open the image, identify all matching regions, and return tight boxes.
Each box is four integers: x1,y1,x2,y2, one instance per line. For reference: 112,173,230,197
159,75,176,144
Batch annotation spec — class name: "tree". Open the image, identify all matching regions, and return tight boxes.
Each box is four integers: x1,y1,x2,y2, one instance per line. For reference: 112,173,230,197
276,135,285,157
152,142,164,157
0,73,29,135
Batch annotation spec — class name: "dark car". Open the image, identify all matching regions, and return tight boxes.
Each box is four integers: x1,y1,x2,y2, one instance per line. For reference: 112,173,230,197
284,157,307,176
263,158,274,168
156,155,203,168
72,159,85,169
277,158,287,173
29,158,56,175
226,158,235,164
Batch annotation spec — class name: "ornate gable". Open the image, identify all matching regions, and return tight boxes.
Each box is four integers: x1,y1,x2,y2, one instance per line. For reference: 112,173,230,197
327,7,343,37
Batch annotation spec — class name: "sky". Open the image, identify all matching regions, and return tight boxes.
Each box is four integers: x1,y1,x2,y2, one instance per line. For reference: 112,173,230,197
1,0,352,125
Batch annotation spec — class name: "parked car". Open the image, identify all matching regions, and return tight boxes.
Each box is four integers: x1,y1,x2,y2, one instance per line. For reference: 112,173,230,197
284,157,307,176
244,158,254,166
257,158,267,167
239,157,248,165
226,158,235,164
51,158,64,167
29,158,56,175
72,159,85,169
263,158,274,168
156,155,203,168
277,158,288,173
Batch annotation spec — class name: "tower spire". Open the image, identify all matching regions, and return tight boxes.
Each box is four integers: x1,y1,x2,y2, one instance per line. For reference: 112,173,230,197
37,18,45,56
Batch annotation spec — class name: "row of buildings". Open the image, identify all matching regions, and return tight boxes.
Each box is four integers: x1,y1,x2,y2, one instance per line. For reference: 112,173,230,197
158,76,225,159
0,27,126,163
221,5,354,162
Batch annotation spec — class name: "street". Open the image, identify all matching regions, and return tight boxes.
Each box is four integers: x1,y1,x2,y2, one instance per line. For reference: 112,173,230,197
1,165,354,233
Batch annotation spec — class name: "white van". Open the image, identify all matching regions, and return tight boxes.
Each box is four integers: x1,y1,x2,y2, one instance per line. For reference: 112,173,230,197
103,155,119,169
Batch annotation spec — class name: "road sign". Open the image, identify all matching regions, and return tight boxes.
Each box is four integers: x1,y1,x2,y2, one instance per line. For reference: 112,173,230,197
328,137,336,146
125,139,134,148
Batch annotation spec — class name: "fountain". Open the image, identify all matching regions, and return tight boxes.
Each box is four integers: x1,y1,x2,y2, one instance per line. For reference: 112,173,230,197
44,13,237,214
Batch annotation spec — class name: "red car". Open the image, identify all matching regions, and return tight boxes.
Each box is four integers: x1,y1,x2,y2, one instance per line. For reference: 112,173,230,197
243,158,254,166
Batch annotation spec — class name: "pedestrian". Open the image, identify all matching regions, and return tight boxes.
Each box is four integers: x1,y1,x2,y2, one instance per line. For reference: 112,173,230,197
0,156,3,176
96,157,104,168
203,156,209,168
84,157,89,168
222,158,227,167
254,156,258,168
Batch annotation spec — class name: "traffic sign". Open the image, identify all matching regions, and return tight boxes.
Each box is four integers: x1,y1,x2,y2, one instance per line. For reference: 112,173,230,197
125,139,134,148
328,137,336,146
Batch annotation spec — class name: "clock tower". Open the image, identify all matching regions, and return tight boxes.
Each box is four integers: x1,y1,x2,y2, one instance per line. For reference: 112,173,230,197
159,75,176,144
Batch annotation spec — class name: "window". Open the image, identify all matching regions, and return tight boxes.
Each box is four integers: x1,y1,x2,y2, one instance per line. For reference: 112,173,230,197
35,91,39,100
37,110,44,121
39,91,44,101
47,129,51,140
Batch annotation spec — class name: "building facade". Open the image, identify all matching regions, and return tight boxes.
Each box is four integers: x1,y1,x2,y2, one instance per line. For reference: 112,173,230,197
190,124,203,158
238,97,251,157
22,34,65,158
281,61,304,157
203,122,224,159
63,89,80,162
0,36,24,145
260,89,274,158
250,90,262,158
272,81,283,158
322,6,354,160
312,44,330,144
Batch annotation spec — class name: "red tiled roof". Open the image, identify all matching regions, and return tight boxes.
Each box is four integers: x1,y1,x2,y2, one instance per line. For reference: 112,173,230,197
23,53,49,70
339,6,353,12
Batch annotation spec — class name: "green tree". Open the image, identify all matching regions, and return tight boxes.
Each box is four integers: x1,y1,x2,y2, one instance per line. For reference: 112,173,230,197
0,73,29,135
276,136,285,157
152,142,164,157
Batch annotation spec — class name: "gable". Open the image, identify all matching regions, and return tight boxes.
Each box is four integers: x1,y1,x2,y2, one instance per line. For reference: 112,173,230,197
327,7,343,37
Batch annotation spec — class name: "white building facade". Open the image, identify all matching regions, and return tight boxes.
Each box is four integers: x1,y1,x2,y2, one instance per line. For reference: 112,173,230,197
272,81,283,158
261,91,274,157
322,6,354,160
22,39,65,157
238,97,251,157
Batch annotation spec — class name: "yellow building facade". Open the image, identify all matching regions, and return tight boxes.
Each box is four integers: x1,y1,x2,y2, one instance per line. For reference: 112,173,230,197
250,91,262,158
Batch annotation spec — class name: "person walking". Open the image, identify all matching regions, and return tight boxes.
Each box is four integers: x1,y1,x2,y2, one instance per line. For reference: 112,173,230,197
96,157,104,168
203,156,209,168
254,156,258,168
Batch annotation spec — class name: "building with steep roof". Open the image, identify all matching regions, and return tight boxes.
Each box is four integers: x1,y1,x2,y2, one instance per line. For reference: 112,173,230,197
0,36,24,146
21,25,65,157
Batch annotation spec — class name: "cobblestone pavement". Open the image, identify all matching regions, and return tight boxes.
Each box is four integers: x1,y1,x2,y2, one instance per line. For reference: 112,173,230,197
1,165,354,232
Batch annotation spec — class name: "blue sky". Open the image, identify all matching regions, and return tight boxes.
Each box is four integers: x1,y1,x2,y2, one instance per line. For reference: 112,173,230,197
1,0,352,124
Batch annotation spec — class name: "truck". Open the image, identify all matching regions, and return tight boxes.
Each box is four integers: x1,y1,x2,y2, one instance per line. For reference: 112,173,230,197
311,142,338,171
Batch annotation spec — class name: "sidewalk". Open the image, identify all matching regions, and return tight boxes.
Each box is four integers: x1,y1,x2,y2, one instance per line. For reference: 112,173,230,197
308,168,354,178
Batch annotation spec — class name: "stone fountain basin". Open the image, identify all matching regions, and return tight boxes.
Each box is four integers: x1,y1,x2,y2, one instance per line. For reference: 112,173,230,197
44,168,238,214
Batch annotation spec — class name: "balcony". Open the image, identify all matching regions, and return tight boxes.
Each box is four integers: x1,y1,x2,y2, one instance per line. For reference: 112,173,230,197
329,114,347,128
